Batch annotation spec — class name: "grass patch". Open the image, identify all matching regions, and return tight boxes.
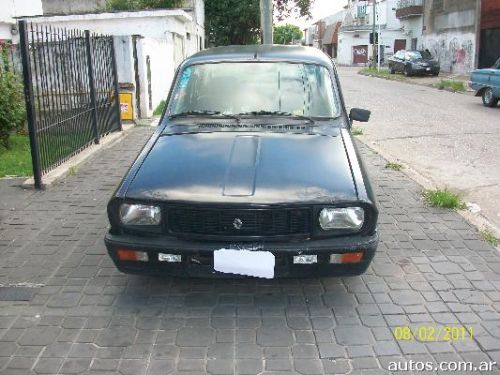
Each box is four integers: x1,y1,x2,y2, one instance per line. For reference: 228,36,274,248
422,189,466,209
435,79,466,92
385,162,403,171
480,229,498,247
68,165,78,176
351,127,363,136
0,134,32,177
153,100,166,116
359,67,405,80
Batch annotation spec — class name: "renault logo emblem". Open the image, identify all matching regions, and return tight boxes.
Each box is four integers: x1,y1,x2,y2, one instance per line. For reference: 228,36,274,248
233,218,243,230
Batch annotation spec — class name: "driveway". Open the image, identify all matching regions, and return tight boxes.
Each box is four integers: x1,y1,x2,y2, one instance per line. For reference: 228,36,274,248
338,67,500,233
0,126,499,374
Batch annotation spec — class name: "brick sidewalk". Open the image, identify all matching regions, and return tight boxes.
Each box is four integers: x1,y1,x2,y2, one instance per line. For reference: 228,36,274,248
0,126,499,375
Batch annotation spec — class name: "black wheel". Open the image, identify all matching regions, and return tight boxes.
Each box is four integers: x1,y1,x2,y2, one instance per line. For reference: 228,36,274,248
404,65,412,77
432,71,439,76
389,65,395,74
482,88,499,107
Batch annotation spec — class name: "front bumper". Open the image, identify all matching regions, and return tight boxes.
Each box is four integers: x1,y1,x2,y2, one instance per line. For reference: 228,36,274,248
411,65,440,74
104,231,379,278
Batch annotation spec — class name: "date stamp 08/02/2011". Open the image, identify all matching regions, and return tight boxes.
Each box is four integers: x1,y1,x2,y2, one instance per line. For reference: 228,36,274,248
393,326,474,342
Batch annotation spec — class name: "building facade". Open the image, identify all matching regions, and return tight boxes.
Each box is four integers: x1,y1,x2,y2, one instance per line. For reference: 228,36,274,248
395,0,424,50
421,0,478,74
338,0,405,65
18,0,205,119
478,0,500,68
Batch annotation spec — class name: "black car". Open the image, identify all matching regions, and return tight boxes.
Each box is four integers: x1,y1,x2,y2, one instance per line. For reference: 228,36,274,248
105,45,379,279
388,50,440,76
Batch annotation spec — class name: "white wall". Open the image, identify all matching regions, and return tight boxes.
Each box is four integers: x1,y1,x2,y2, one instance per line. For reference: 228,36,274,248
423,31,476,74
338,29,406,65
0,0,43,40
136,36,176,118
400,16,424,50
25,11,191,39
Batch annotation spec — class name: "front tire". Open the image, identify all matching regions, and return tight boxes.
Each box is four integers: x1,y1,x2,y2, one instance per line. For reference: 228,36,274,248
482,88,499,107
389,65,395,74
404,65,412,77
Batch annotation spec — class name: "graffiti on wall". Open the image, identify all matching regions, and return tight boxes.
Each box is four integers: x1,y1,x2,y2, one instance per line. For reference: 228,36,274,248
424,32,475,74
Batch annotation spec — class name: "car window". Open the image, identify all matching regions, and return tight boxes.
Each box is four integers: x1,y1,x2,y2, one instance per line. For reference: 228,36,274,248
406,51,423,59
494,57,500,69
169,62,339,118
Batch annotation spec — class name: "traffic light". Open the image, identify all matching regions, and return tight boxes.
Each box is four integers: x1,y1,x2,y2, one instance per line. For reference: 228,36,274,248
369,32,379,44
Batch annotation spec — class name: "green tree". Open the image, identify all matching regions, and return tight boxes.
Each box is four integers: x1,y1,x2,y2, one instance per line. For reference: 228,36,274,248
0,44,26,149
273,24,303,44
106,0,184,11
206,0,313,46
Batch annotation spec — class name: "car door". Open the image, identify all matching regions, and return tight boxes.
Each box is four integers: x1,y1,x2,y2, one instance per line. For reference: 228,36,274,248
395,51,405,72
492,58,500,97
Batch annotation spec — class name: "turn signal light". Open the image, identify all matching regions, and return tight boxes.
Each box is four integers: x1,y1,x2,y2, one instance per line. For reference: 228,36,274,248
116,249,149,262
330,252,363,264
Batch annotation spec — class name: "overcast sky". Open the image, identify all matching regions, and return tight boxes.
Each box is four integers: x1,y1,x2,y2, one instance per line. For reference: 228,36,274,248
278,0,349,29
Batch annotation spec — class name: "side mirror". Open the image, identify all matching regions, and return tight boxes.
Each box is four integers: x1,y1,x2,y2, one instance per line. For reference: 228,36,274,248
349,108,371,123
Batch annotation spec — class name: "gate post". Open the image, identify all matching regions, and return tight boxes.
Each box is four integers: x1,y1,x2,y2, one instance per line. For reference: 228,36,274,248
85,30,100,144
110,37,123,131
18,20,42,189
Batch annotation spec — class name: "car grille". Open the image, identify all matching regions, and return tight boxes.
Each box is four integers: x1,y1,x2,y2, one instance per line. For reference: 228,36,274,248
167,207,311,237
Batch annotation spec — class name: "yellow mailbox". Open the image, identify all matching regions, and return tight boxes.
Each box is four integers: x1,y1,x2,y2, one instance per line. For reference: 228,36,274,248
119,92,133,121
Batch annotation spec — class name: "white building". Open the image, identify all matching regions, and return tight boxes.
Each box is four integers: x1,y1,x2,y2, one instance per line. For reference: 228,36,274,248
337,0,406,65
394,0,424,51
0,0,43,41
21,9,203,119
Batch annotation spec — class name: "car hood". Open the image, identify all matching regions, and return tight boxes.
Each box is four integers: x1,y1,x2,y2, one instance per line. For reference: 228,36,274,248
125,131,358,204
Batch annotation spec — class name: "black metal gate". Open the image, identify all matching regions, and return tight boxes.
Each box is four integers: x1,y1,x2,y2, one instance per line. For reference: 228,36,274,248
18,21,122,189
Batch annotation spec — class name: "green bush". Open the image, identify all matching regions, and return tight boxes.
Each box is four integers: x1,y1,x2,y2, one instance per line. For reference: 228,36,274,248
436,79,465,92
0,45,26,149
153,100,166,116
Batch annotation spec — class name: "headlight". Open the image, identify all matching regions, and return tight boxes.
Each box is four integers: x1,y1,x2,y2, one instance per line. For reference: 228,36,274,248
319,207,364,230
119,203,161,226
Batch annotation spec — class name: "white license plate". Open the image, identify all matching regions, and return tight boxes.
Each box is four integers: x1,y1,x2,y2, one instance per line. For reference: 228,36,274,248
214,249,275,279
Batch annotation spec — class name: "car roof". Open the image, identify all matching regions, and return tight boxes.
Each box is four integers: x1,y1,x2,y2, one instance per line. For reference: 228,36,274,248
183,44,334,68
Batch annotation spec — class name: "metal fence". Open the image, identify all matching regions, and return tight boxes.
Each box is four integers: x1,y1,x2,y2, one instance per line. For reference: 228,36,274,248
19,21,122,189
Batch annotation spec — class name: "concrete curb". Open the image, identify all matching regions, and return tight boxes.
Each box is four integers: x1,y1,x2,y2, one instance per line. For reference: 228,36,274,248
356,136,500,244
22,124,135,189
358,71,474,96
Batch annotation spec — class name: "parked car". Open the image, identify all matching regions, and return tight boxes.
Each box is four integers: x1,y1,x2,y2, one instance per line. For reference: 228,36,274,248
470,57,500,107
388,50,440,76
105,45,379,279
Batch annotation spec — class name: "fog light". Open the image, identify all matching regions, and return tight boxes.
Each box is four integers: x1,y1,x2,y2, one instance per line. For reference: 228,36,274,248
158,253,182,263
330,252,363,264
293,255,317,264
116,249,148,262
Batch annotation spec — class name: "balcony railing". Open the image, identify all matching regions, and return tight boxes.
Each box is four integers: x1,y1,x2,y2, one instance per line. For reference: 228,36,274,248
396,0,424,19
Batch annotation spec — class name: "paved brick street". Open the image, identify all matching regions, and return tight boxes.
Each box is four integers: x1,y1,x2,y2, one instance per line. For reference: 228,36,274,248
0,126,499,375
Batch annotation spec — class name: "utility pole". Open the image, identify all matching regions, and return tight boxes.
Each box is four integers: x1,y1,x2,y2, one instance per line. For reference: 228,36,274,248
377,3,381,72
372,0,376,68
260,0,273,44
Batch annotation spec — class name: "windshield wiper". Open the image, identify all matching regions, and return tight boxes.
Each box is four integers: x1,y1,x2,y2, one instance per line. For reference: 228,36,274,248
237,111,316,125
169,110,240,122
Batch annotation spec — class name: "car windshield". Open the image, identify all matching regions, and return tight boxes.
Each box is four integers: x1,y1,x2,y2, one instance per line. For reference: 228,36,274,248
407,51,432,60
169,62,339,118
